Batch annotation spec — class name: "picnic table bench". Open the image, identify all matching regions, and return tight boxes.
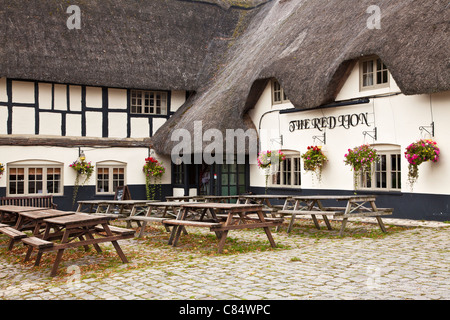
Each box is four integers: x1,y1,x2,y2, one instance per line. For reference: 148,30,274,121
76,200,156,222
277,195,393,236
125,201,186,237
165,195,205,202
164,202,283,253
1,208,75,250
22,213,134,277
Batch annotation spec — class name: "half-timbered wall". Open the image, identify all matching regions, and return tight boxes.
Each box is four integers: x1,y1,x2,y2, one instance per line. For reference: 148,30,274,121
0,77,181,209
0,77,185,138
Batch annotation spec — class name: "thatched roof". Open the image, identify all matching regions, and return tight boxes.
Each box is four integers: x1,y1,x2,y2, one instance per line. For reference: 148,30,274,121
152,0,450,154
1,0,448,155
0,0,259,90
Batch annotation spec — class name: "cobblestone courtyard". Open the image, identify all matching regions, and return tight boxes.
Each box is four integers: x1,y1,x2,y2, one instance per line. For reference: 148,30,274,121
1,218,449,301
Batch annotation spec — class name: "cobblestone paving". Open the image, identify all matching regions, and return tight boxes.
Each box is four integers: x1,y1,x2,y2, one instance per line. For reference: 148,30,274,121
0,218,449,300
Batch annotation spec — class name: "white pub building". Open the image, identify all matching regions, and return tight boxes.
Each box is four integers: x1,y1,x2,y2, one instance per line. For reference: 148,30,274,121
0,0,448,221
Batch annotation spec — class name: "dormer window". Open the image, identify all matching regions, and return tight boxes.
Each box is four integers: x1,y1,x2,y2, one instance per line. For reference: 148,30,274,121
272,80,289,104
130,90,168,115
360,57,389,90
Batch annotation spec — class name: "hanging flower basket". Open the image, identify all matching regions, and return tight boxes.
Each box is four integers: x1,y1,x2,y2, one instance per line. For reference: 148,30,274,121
404,139,439,188
143,157,165,200
0,162,4,179
301,146,327,183
344,144,379,190
257,150,286,170
257,150,286,193
69,156,94,205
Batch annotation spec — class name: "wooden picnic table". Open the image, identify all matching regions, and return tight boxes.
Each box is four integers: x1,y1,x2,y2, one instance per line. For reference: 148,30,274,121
237,195,293,230
76,200,156,220
3,209,75,250
0,205,51,225
203,195,240,203
164,202,283,253
278,195,393,236
165,195,205,202
22,213,134,277
126,201,186,237
237,194,292,208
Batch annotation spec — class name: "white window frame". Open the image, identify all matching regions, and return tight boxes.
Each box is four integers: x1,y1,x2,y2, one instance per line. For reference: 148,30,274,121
96,161,127,195
271,80,289,105
360,145,401,191
130,89,168,115
271,152,301,187
360,56,390,91
7,160,64,196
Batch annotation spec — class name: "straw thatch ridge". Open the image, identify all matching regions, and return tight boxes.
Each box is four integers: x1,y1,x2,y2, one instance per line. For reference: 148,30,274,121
152,0,450,154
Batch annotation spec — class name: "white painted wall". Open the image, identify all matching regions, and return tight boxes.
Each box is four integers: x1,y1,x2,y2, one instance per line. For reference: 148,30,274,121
12,81,34,104
248,71,450,195
0,146,171,190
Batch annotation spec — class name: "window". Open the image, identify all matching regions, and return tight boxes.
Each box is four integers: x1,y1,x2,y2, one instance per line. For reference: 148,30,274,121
173,163,185,185
272,153,301,187
272,80,289,104
360,57,389,90
221,161,247,196
130,90,168,115
8,162,63,196
360,146,401,191
96,162,126,194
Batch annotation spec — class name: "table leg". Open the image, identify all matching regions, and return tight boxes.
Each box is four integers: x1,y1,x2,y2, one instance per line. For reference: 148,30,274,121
255,209,277,248
29,223,51,265
207,208,223,240
323,215,332,230
311,214,320,229
84,230,103,253
169,207,187,246
217,213,233,253
339,218,348,237
369,200,388,233
7,215,25,250
376,216,387,233
137,206,150,238
101,223,128,263
50,229,70,277
287,200,301,233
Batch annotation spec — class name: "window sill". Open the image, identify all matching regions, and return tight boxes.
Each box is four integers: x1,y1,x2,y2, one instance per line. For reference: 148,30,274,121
355,189,403,196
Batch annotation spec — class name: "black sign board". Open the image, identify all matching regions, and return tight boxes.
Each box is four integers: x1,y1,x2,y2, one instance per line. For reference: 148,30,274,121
114,186,131,200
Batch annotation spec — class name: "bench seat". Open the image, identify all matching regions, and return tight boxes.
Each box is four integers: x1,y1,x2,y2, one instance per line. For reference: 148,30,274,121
163,219,222,228
278,210,341,216
0,227,27,240
22,236,54,249
94,225,135,237
126,216,170,223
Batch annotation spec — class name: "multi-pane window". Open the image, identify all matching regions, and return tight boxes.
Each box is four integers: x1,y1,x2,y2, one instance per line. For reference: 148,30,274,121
173,164,184,185
8,166,62,195
272,80,289,104
130,90,167,115
221,162,247,196
361,57,389,90
361,149,401,191
96,165,125,194
272,154,301,187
